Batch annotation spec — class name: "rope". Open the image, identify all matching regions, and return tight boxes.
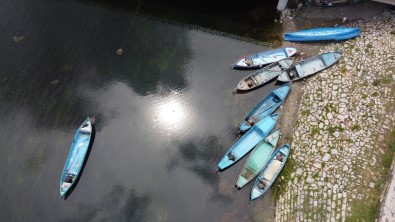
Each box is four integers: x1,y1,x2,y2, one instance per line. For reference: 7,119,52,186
117,0,143,55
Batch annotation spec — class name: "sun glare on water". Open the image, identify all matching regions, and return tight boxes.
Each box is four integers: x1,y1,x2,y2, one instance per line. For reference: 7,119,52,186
156,98,187,130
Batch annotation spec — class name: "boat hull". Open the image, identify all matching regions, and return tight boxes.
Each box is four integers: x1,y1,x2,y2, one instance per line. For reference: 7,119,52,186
218,113,279,171
239,84,290,132
60,117,92,198
236,59,293,92
285,27,360,42
277,51,342,82
250,143,290,201
236,129,280,189
232,48,296,70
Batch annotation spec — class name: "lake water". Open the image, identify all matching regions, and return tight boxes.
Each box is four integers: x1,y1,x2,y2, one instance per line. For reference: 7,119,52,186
0,0,283,221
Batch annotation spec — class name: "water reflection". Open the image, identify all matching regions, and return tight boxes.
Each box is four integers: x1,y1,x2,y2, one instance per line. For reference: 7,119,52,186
0,3,192,130
61,185,151,222
167,135,232,200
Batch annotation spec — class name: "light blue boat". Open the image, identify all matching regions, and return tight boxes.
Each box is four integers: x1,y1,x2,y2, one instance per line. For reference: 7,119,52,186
235,129,280,189
218,113,279,171
60,117,93,198
232,47,297,70
250,143,290,201
239,84,290,133
284,27,360,42
277,51,342,82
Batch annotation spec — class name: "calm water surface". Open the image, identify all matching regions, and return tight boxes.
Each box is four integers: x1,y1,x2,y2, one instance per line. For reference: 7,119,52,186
0,0,283,221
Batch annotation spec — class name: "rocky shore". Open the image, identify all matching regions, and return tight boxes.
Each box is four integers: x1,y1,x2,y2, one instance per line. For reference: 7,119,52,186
275,5,395,222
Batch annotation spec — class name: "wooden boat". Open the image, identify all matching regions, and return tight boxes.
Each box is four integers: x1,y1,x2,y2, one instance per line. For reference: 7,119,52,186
60,117,93,198
250,143,290,201
217,113,278,171
235,59,293,92
284,27,360,42
231,47,296,70
239,84,290,133
235,129,280,189
277,51,342,82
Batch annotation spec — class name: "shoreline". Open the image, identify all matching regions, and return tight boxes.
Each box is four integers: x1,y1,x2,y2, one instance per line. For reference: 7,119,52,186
274,2,395,221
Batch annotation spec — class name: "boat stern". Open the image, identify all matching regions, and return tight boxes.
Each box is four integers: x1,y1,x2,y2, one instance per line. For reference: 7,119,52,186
285,47,297,57
239,122,251,132
250,187,264,201
236,176,249,189
273,83,291,99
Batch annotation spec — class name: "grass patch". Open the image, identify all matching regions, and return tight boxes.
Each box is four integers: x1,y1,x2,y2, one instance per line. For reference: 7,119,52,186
352,124,361,131
311,127,320,137
367,44,373,48
341,67,347,74
327,126,344,135
372,79,381,86
381,75,393,84
372,92,379,97
273,157,296,200
345,200,378,222
301,109,311,117
346,127,395,221
361,94,368,99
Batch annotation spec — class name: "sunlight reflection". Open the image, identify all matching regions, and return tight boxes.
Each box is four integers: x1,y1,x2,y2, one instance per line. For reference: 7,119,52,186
154,96,187,131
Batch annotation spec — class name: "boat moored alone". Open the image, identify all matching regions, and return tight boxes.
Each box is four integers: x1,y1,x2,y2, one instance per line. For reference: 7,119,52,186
232,47,297,69
217,113,279,171
236,129,280,189
235,59,293,92
277,51,342,82
284,27,360,42
250,143,290,201
60,117,93,198
239,83,290,132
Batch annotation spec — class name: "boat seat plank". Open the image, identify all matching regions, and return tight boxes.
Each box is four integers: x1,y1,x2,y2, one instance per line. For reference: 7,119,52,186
295,64,304,77
263,160,282,181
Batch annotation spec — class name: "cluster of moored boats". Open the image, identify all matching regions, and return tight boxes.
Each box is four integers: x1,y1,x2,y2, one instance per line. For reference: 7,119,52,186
219,26,360,201
59,26,360,200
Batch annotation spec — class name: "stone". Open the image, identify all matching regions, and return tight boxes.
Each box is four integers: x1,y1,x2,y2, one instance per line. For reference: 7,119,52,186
296,168,303,176
322,154,331,162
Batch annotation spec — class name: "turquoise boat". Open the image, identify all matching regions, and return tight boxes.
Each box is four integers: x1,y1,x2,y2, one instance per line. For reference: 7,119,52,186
284,27,360,42
239,84,290,133
235,129,280,189
235,59,293,92
277,51,342,82
250,143,290,201
218,113,279,171
60,117,93,198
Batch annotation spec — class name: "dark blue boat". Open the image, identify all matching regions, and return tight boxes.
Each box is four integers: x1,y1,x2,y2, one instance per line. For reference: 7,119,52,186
285,27,360,42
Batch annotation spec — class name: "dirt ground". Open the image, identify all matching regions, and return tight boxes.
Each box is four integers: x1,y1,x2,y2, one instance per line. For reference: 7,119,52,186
277,0,390,145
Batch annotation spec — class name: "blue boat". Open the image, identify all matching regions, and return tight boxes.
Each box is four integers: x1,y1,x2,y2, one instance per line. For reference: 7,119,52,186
232,47,297,70
250,143,290,201
60,117,93,198
277,51,342,82
284,27,360,42
218,113,279,171
239,84,290,133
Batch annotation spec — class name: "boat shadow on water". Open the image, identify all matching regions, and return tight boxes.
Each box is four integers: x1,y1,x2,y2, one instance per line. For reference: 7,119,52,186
62,125,96,200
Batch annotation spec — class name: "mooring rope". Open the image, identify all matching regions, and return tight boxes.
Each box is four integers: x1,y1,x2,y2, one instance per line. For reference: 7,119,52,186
117,0,143,55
